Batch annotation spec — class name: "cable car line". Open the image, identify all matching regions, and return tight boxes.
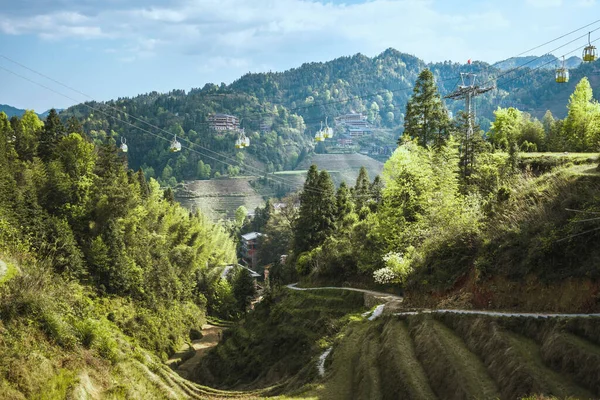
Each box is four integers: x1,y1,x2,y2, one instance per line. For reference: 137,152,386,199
491,37,600,89
3,20,600,198
480,26,600,89
513,19,600,59
0,64,328,195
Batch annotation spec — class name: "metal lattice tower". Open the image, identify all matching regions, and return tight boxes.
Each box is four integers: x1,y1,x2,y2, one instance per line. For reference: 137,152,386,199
444,73,494,176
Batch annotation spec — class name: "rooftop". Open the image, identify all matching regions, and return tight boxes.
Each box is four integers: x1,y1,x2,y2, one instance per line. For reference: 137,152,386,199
241,232,262,241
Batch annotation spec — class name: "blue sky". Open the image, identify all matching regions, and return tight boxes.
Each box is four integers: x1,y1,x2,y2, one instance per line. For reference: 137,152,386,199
1,0,598,112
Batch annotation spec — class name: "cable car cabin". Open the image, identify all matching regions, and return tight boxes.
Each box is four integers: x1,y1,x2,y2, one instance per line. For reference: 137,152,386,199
120,137,128,152
315,131,324,142
243,136,250,147
324,127,333,139
555,68,569,83
170,137,182,152
583,45,597,62
235,138,242,149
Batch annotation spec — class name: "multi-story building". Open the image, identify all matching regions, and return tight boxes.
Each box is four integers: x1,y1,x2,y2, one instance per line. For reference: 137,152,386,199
241,232,263,269
208,113,240,131
335,113,368,126
335,113,372,137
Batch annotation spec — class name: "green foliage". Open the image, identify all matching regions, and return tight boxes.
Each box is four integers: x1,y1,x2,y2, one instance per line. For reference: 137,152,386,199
563,77,600,152
403,69,450,147
231,268,257,312
196,289,365,388
0,112,237,366
293,165,336,257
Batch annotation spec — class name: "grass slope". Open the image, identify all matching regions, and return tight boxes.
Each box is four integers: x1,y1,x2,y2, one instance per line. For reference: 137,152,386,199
177,178,265,219
295,154,384,186
409,315,500,400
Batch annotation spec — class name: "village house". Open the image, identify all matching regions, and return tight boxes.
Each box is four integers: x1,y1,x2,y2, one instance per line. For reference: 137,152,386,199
208,113,240,131
241,232,263,269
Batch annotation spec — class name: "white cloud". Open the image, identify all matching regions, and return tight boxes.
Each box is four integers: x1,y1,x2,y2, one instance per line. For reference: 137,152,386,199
0,0,582,67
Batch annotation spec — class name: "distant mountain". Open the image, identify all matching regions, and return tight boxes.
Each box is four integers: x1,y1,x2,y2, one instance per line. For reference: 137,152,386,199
59,48,600,185
0,104,27,118
493,55,582,71
0,104,63,119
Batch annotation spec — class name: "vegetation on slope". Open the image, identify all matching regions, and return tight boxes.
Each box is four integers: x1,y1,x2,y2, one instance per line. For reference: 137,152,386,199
57,49,600,190
0,110,256,397
194,289,365,391
252,74,600,312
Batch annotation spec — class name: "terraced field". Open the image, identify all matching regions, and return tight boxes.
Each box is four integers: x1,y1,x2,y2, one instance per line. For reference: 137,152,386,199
176,178,265,219
175,153,385,219
300,313,600,400
295,153,384,185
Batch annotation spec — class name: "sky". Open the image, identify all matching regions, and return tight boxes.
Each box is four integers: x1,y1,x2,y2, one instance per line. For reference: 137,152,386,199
0,0,599,112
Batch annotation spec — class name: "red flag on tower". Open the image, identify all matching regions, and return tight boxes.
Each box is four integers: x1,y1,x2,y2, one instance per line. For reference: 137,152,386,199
467,59,472,65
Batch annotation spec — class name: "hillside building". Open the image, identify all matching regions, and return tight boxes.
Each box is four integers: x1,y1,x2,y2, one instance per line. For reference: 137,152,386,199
241,232,263,269
335,112,373,138
335,113,367,126
208,113,240,131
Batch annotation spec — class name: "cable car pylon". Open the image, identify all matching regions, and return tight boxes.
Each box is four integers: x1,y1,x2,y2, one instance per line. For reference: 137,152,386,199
444,72,494,176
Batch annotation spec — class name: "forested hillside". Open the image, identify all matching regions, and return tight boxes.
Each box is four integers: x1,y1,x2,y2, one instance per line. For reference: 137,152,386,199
58,49,600,187
258,71,600,312
0,110,264,397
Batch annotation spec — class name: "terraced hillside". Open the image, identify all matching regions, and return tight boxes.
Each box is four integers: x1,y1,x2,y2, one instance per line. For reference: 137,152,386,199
295,153,384,186
176,178,265,219
299,312,600,400
186,288,600,400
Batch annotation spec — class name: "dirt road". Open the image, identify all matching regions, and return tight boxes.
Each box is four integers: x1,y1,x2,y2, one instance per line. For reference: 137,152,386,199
286,283,600,319
167,324,224,380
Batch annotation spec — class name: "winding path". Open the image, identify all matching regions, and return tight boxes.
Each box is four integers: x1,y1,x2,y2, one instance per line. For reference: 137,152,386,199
286,283,403,301
167,324,224,380
286,283,600,319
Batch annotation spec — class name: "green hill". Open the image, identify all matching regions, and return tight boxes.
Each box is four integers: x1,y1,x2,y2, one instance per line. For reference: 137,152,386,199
58,49,600,188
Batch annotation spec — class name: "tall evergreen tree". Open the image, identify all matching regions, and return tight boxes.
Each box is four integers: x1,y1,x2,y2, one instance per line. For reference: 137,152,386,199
316,170,336,241
38,109,66,162
370,175,384,211
294,164,320,254
401,69,450,147
293,165,336,254
353,166,371,211
335,181,353,222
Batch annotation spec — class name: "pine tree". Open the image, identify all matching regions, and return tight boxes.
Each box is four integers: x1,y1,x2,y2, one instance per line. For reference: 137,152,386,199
402,69,450,147
232,267,257,312
316,170,336,242
294,164,320,254
452,111,486,178
353,166,371,211
335,182,353,221
293,165,336,254
38,109,66,162
369,175,384,211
